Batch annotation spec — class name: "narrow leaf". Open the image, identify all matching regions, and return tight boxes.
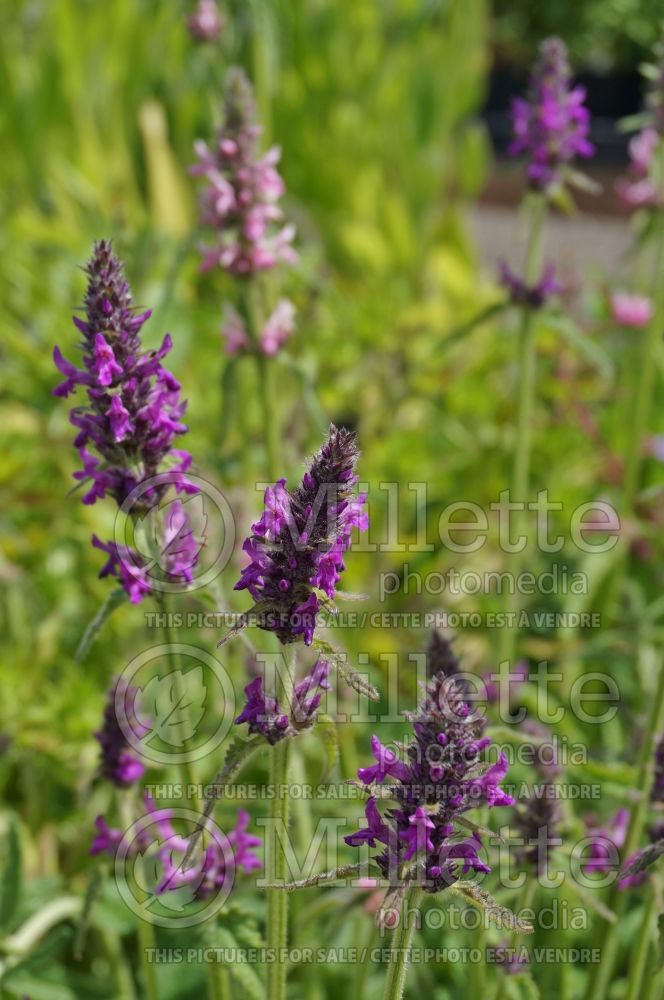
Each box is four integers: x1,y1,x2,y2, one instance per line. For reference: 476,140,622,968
452,882,534,933
75,588,127,661
0,816,21,933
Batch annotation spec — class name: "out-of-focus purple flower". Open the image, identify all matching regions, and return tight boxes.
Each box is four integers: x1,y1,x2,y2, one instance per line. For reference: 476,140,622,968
582,807,629,875
90,815,124,856
610,291,654,329
94,677,148,787
499,261,561,309
91,794,262,900
54,242,198,602
494,941,530,976
345,670,513,895
192,67,296,277
616,129,660,210
234,424,368,645
509,37,593,192
187,0,223,42
220,304,250,355
235,658,331,743
260,299,296,356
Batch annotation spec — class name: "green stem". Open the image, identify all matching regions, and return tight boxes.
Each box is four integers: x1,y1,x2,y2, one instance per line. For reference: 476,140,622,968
381,888,423,1000
625,884,656,1000
256,349,280,482
495,879,536,1000
586,655,664,1000
136,916,160,1000
267,737,291,1000
499,194,546,668
161,597,197,795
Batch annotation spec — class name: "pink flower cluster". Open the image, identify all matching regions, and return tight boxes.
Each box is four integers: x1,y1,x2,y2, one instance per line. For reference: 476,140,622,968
187,0,223,42
192,67,296,277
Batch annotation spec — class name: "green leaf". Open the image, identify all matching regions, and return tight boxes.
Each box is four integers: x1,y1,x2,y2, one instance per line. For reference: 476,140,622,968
214,926,264,1000
75,588,127,662
451,882,534,933
545,315,614,380
315,713,339,782
0,815,22,933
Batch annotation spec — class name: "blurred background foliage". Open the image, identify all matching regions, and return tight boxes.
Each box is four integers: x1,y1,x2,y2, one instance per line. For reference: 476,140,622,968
1,0,663,997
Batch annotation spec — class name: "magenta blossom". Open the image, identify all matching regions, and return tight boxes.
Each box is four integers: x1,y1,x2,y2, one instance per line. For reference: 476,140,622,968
509,37,593,192
187,0,223,42
616,129,660,210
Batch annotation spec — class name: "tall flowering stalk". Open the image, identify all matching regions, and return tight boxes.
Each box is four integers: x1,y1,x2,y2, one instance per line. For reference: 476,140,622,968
227,424,367,1000
53,241,199,603
588,44,664,996
341,670,525,999
192,66,297,479
499,38,593,668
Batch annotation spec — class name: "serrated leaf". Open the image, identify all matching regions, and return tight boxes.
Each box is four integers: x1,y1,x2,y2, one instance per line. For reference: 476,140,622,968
135,667,206,749
315,713,339,782
215,926,264,1000
313,638,380,701
452,882,534,933
0,816,22,933
75,588,127,662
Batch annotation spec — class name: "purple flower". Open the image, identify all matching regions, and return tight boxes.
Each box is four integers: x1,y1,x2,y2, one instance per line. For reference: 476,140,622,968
509,37,593,192
91,795,262,900
54,242,198,602
187,0,223,42
94,676,148,787
235,676,290,744
345,670,514,892
357,735,411,785
499,261,561,309
235,658,331,743
192,68,296,277
582,808,629,875
234,424,368,645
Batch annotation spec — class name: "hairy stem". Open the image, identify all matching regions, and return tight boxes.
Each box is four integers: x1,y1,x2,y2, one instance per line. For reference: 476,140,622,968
382,888,423,1000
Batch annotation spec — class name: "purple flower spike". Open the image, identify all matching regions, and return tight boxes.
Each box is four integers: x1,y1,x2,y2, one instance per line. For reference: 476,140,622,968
54,242,198,602
345,664,513,895
94,676,148,787
509,37,593,193
234,424,368,645
499,261,561,310
192,67,296,277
